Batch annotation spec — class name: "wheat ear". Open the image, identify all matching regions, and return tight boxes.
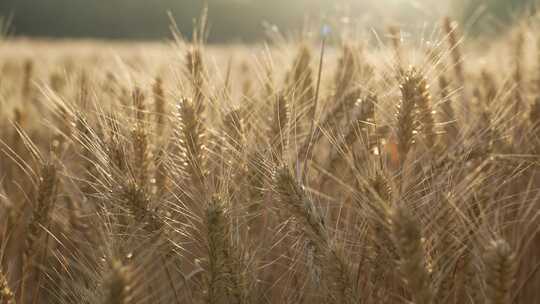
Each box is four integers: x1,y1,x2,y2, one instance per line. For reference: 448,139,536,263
175,97,207,193
103,260,132,304
0,269,15,304
483,239,517,304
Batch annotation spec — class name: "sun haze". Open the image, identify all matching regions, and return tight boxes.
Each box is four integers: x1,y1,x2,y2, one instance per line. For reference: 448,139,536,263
0,0,539,303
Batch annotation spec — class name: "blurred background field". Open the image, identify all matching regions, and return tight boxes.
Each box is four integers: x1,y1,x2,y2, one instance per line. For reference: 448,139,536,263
0,0,537,42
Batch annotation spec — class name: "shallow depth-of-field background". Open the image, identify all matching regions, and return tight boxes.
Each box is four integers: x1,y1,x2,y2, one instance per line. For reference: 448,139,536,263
1,1,540,304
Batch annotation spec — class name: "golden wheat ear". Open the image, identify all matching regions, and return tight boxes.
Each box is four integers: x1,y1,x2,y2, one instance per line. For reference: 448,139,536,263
414,73,437,149
0,268,15,304
152,76,167,137
333,43,359,100
21,161,59,303
395,68,419,172
174,97,207,195
103,260,133,304
483,239,517,304
287,44,315,114
130,88,151,188
185,46,206,110
272,166,359,303
203,195,230,304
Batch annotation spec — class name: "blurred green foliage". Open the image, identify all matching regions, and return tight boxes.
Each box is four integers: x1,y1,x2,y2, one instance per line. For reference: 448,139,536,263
457,0,538,34
0,15,9,39
0,0,335,41
1,0,537,41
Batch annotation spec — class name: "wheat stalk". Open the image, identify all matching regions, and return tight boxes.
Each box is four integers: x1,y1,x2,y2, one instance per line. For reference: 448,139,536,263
390,205,433,304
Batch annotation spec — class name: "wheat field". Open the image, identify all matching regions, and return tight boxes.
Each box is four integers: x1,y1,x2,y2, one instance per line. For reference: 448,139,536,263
0,12,539,304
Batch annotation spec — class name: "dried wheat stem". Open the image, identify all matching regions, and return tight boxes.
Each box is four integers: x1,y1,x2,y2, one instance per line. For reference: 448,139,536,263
223,109,245,157
443,17,464,86
531,98,540,152
438,76,458,142
513,30,524,117
21,59,33,101
388,26,404,74
269,94,290,163
443,17,469,118
390,205,433,304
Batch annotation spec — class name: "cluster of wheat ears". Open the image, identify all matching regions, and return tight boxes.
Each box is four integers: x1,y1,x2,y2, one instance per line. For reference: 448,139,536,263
0,12,539,304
